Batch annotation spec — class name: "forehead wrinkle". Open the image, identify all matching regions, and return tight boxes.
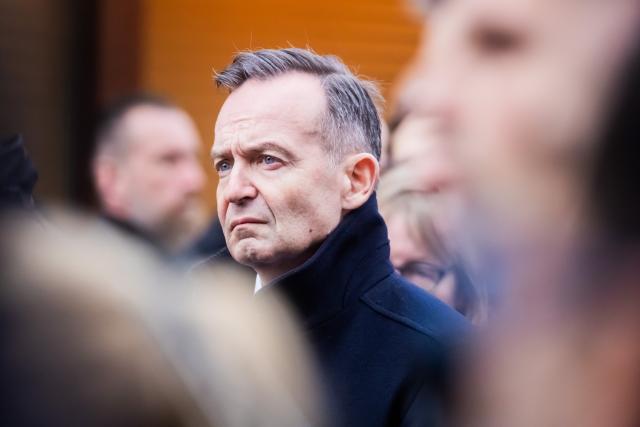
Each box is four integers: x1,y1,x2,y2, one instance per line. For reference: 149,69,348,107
215,113,322,152
212,126,287,160
220,110,322,135
212,117,252,157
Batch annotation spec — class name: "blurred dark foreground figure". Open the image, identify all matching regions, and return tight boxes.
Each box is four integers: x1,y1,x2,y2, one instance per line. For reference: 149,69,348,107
409,0,640,425
0,134,37,212
0,211,326,427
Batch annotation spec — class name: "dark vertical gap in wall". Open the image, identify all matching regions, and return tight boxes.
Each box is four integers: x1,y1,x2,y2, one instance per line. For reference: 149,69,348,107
96,1,143,106
68,0,142,207
68,0,99,207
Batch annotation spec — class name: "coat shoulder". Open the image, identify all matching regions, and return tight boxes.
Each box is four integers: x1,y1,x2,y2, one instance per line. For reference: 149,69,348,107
361,274,470,346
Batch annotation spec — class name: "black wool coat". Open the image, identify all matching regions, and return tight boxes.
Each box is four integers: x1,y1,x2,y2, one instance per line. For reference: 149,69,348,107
256,194,470,427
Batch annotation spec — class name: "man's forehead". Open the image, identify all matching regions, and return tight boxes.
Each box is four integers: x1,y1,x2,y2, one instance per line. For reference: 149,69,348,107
124,105,184,128
215,113,318,137
124,106,190,136
122,107,199,151
215,73,327,129
214,75,326,152
426,0,589,19
212,115,321,158
215,117,284,146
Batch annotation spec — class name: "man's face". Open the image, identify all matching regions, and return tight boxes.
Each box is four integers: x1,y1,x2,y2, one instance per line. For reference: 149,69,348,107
212,72,344,280
117,106,205,242
416,0,640,250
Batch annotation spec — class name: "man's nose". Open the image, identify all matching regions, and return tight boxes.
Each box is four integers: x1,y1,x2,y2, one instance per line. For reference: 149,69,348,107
408,66,458,135
222,164,258,205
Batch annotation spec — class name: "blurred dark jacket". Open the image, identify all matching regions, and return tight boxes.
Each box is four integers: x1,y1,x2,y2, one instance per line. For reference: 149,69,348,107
256,194,470,427
0,134,37,211
184,218,254,276
185,218,229,261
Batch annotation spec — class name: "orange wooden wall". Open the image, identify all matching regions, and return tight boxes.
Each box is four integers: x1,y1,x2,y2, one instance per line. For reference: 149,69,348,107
136,0,422,211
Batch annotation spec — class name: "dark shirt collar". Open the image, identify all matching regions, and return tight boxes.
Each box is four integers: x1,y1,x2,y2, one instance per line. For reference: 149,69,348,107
257,193,395,328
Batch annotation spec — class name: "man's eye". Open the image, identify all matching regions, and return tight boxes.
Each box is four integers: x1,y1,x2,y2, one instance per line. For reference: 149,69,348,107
160,153,181,165
215,160,232,175
259,155,281,166
472,26,524,55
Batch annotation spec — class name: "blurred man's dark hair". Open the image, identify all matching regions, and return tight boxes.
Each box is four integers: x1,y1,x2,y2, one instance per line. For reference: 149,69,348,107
93,93,176,158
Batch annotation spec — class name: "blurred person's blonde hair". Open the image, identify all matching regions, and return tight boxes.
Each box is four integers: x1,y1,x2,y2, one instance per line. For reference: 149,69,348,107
0,210,326,427
379,166,451,263
378,165,488,324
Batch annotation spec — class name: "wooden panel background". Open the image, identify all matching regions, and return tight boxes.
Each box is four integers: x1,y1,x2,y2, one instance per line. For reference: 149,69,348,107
0,0,74,200
137,0,422,211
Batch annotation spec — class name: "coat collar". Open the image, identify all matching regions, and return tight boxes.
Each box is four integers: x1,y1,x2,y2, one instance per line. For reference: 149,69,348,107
256,193,395,329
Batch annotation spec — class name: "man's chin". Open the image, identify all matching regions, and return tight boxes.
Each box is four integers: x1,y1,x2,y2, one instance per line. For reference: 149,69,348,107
229,239,274,268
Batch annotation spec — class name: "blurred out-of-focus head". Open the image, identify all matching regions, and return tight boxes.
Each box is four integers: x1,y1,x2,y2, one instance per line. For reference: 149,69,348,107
0,211,325,427
212,48,382,282
408,1,640,425
92,95,206,250
378,164,486,323
413,0,640,258
389,114,444,166
388,64,454,173
386,61,465,245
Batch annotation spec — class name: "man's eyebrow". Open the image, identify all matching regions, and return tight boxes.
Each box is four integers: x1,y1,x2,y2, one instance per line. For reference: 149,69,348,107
211,142,296,160
210,146,230,160
243,141,295,158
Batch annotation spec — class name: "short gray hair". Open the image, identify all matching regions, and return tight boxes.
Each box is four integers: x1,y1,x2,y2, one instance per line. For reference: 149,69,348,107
215,48,383,163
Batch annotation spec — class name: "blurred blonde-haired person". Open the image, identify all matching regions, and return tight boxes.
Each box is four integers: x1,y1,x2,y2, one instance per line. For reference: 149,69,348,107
0,211,326,427
379,164,488,325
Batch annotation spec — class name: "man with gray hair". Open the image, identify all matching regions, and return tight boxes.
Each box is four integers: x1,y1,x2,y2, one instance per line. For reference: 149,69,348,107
211,48,468,426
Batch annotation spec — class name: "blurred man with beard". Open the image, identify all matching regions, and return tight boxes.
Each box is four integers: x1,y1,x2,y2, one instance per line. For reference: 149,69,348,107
92,95,206,254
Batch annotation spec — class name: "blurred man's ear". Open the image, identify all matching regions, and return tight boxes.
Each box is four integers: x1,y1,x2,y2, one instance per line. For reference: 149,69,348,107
341,153,379,211
94,156,125,216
